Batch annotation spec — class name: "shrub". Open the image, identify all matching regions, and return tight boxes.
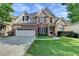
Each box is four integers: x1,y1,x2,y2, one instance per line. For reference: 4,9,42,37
38,32,47,36
57,31,78,38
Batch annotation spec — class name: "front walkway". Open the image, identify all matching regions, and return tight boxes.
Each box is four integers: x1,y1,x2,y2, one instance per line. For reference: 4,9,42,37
36,37,60,40
0,36,36,56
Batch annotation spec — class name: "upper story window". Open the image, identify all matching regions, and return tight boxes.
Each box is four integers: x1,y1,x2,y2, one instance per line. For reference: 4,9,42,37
34,17,37,19
25,16,29,21
22,16,29,21
59,25,64,31
50,18,52,23
34,17,37,22
38,17,46,23
23,16,24,21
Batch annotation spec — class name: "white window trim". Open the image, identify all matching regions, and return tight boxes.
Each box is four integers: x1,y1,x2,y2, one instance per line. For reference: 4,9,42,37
39,17,46,23
59,25,64,31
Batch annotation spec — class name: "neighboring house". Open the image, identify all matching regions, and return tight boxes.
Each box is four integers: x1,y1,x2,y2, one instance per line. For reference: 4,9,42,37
5,8,70,36
68,22,79,34
0,22,6,36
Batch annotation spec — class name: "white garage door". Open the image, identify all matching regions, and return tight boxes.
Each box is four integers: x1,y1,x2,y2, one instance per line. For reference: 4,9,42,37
15,29,35,36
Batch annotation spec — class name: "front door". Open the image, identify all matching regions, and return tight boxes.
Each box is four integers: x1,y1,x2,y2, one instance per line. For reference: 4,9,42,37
48,26,55,36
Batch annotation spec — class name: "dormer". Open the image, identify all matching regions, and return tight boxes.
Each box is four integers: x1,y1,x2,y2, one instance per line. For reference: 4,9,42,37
15,11,35,23
22,15,29,22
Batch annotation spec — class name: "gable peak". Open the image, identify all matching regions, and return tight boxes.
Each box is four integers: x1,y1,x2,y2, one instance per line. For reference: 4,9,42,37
42,7,50,11
42,7,47,10
60,17,64,19
23,10,29,15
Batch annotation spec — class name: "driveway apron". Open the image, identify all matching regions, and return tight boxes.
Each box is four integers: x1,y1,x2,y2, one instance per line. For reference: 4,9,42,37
0,36,36,56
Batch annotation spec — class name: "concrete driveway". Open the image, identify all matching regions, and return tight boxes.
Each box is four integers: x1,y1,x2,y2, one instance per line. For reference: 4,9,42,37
0,36,36,56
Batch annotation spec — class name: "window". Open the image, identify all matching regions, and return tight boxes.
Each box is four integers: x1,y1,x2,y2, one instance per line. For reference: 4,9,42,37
39,17,46,23
59,25,64,31
23,16,29,21
34,17,37,19
23,16,24,21
25,16,29,21
25,16,27,21
50,18,52,23
27,16,29,21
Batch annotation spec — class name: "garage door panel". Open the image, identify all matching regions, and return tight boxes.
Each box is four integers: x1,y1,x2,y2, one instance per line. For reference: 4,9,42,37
15,30,35,36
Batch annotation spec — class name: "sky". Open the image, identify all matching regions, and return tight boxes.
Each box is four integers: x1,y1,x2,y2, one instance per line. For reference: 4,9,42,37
12,3,68,19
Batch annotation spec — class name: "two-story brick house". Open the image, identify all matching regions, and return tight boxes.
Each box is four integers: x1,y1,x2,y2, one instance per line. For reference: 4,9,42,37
5,8,69,36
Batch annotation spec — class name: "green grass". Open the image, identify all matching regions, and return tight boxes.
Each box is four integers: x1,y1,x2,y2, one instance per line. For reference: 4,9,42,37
24,37,79,56
36,36,53,40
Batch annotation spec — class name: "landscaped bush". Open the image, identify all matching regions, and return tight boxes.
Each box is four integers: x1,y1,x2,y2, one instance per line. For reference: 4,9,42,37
38,33,43,36
44,32,47,36
38,32,47,36
72,33,78,38
57,31,78,38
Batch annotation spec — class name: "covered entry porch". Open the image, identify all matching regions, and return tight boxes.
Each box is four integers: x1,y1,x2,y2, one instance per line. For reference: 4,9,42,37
48,24,56,36
37,24,56,36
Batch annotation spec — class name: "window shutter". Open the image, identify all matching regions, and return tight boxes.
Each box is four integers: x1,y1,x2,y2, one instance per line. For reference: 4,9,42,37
23,16,24,21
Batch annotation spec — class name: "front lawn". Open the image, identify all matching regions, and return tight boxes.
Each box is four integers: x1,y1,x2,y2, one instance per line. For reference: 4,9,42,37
24,37,79,56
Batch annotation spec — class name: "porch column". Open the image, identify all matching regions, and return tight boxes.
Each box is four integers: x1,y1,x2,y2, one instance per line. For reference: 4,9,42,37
52,26,55,36
36,25,38,36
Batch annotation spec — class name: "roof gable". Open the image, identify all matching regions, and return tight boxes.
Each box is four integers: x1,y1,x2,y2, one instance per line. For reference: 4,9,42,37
35,8,56,17
55,17,70,25
30,12,38,17
15,11,35,23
